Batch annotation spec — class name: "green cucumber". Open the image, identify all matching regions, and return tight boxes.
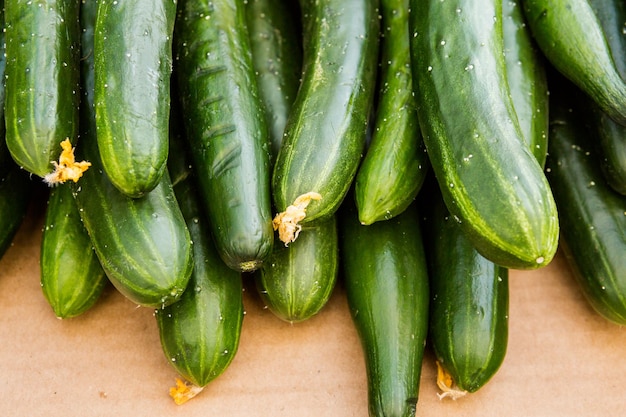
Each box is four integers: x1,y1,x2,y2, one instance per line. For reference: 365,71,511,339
545,73,626,325
408,0,559,270
174,0,274,273
245,0,302,161
521,0,626,127
73,0,193,308
340,198,429,417
40,183,107,319
354,0,429,225
0,161,33,260
271,0,379,225
254,215,338,323
502,0,549,167
420,178,508,396
93,0,175,197
4,0,81,178
0,1,9,179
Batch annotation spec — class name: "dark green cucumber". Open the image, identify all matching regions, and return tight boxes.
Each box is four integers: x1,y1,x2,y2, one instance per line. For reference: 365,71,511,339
41,183,107,319
93,0,175,197
340,199,429,417
4,0,80,178
254,215,338,323
174,0,274,273
545,74,626,325
522,0,626,127
73,0,193,308
0,1,10,180
245,0,302,161
354,0,428,225
502,0,549,167
0,160,33,260
420,178,508,395
271,0,379,224
409,0,559,270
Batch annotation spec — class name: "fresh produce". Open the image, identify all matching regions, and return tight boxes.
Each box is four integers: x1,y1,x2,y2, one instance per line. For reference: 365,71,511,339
409,0,559,270
174,0,274,273
0,158,33,260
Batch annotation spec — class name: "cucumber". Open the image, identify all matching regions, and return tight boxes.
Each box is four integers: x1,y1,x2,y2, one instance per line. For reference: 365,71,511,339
354,0,429,225
420,177,508,396
4,0,81,178
73,0,193,308
408,0,559,270
174,0,274,272
245,0,302,161
502,0,549,167
271,0,379,229
521,0,626,127
93,0,175,197
340,198,429,417
254,215,338,323
545,73,626,325
40,183,107,319
0,161,34,260
156,134,243,402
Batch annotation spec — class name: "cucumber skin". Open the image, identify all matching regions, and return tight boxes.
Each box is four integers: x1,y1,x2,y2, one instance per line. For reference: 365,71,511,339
41,184,107,319
0,163,33,260
254,216,338,323
522,0,626,127
409,0,559,270
545,75,626,326
354,0,428,225
94,0,175,198
4,0,81,178
421,179,509,393
340,200,429,417
271,0,380,223
174,0,274,273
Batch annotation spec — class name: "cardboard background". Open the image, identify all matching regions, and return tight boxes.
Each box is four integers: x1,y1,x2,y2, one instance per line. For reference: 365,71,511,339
1,200,625,416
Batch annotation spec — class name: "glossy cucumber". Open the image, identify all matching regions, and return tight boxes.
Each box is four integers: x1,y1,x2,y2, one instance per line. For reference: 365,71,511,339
93,0,175,197
420,178,508,396
409,0,559,270
271,0,379,225
73,0,193,308
174,0,274,273
245,0,302,160
521,0,626,127
4,0,81,178
354,0,428,225
502,0,549,167
545,74,626,325
0,1,9,179
254,215,338,323
340,199,429,417
41,183,107,319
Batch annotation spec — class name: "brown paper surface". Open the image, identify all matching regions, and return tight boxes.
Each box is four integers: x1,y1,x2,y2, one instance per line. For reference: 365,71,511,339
1,202,625,417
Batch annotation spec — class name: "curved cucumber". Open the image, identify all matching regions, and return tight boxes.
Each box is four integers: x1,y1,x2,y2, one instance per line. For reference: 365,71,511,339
354,0,428,225
4,0,81,178
409,0,559,270
271,0,379,224
174,0,274,272
94,0,175,197
340,199,429,417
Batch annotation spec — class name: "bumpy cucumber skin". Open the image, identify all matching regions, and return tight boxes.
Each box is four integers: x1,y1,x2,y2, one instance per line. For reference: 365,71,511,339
254,216,338,323
245,0,302,161
340,200,429,417
545,75,626,326
409,0,559,270
4,0,80,178
93,0,175,198
174,0,274,273
502,0,549,167
421,179,508,393
74,0,193,308
354,0,428,226
41,184,107,319
271,0,379,223
522,0,626,127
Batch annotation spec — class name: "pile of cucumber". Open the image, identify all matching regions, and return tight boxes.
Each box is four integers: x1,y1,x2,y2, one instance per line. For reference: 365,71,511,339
2,0,626,413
